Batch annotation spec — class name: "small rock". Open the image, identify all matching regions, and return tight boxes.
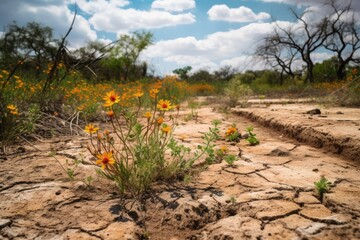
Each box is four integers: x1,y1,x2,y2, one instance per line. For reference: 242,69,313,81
17,147,26,153
336,111,344,114
298,222,327,235
0,219,11,229
305,108,321,115
267,147,290,157
55,190,61,195
242,133,249,139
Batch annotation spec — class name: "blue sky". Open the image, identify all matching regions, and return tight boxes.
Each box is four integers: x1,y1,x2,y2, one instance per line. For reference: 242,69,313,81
0,0,359,76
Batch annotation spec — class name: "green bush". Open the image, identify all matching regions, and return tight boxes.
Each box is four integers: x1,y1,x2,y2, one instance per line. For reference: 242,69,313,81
224,75,253,107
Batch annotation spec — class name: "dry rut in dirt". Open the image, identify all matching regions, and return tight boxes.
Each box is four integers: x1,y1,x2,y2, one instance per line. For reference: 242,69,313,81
0,100,359,240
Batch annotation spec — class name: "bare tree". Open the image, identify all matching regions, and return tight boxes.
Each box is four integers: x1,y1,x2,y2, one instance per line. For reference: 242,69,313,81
323,0,360,80
214,65,237,82
273,8,334,83
256,33,299,84
257,0,360,83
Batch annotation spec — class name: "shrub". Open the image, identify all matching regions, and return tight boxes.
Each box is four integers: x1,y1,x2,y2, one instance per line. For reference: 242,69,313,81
224,76,253,107
85,89,222,198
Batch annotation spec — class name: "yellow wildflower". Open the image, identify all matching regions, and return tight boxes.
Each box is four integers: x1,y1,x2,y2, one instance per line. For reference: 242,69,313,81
103,91,120,107
157,99,172,111
133,90,144,98
7,104,18,115
96,152,115,170
220,146,228,153
161,124,171,134
144,111,152,119
84,123,99,134
150,88,159,98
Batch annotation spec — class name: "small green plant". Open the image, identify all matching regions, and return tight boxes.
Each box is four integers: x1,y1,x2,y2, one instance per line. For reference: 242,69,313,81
225,124,241,142
50,151,81,181
183,174,192,185
66,157,81,180
314,175,331,202
245,126,260,145
229,196,236,205
1,103,41,153
215,146,227,162
195,119,222,164
184,109,198,122
184,99,201,122
224,154,238,166
83,175,94,187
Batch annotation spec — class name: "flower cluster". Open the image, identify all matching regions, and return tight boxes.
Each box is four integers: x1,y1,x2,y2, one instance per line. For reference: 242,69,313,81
7,104,19,115
85,87,180,192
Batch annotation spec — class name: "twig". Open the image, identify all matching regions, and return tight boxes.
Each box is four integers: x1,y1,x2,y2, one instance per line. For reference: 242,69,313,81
19,136,42,151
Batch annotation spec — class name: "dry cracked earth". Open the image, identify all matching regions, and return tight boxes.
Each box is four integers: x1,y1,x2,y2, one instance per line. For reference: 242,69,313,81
1,98,359,240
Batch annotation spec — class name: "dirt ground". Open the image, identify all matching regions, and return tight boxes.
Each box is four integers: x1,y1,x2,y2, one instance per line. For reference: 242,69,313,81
1,98,359,240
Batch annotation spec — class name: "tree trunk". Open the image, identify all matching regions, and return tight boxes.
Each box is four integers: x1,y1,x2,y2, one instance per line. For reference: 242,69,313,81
336,61,347,80
306,61,314,84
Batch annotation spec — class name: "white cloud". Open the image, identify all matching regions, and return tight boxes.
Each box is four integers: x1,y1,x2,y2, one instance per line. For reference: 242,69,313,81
260,0,360,12
73,0,130,14
220,56,267,72
312,52,334,63
208,5,270,22
89,9,195,33
151,0,195,12
0,1,97,48
144,22,280,71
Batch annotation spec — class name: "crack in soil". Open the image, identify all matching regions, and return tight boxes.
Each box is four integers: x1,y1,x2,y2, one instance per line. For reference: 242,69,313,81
298,213,348,225
222,165,269,175
0,181,44,193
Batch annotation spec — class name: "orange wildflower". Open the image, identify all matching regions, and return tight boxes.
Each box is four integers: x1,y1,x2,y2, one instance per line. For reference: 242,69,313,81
225,126,238,136
84,123,99,134
157,117,164,125
96,152,115,170
161,124,171,134
7,104,18,115
220,146,228,153
150,88,159,98
107,110,114,118
133,90,144,98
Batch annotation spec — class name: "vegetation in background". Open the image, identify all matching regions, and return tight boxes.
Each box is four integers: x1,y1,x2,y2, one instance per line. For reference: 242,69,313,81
224,75,253,107
104,31,153,82
172,66,192,80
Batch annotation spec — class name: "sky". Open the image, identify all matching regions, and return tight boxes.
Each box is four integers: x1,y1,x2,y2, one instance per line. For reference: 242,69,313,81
0,0,359,76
